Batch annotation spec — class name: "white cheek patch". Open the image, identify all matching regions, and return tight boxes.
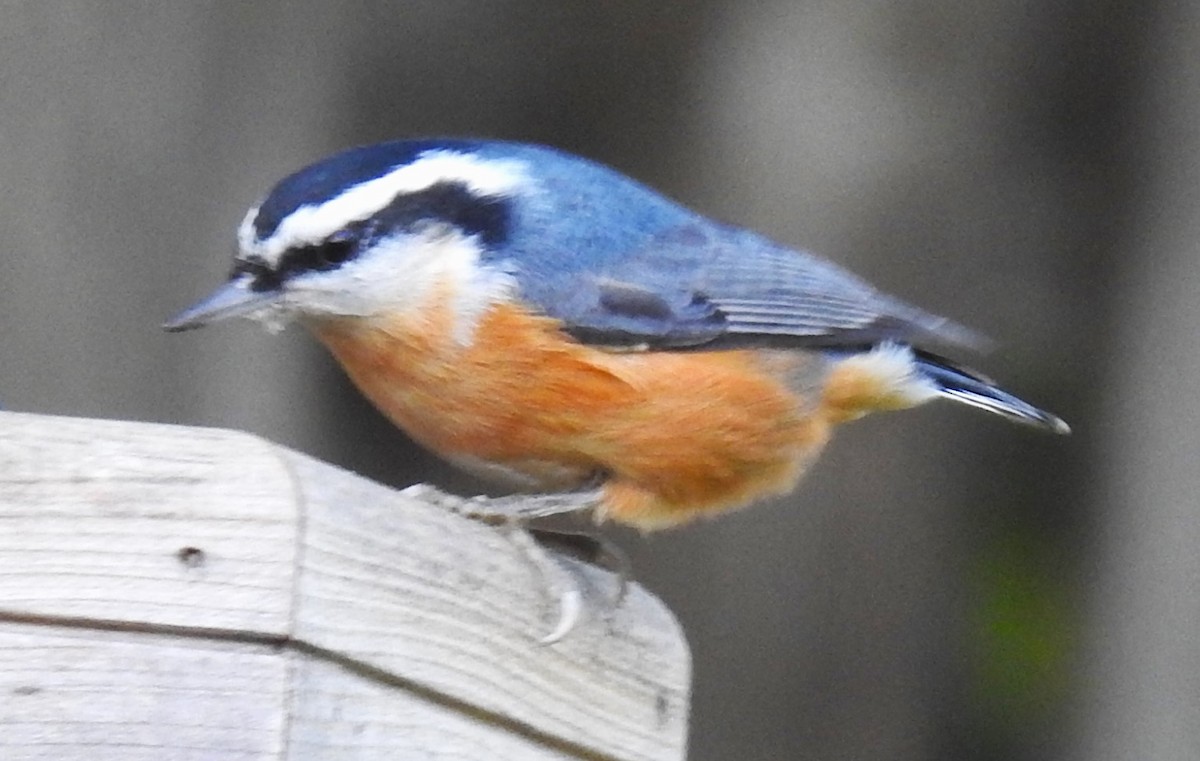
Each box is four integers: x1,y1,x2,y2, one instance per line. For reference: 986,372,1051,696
239,151,527,265
283,230,518,345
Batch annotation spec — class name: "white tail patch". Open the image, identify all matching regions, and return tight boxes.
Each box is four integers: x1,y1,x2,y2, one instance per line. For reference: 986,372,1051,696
832,343,940,408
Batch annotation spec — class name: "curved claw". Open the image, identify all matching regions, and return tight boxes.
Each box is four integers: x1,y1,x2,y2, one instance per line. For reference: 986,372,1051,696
539,588,584,645
527,526,631,608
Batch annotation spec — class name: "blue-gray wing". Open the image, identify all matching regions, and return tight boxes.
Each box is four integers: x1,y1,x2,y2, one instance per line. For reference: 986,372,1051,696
522,223,981,351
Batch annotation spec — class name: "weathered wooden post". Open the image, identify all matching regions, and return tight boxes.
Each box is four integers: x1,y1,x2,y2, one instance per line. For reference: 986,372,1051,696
0,411,690,760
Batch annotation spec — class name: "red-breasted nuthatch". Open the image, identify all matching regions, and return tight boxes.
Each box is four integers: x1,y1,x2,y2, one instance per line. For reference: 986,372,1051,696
165,139,1067,533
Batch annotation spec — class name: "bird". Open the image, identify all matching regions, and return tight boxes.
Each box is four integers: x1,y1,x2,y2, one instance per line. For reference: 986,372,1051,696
165,139,1067,636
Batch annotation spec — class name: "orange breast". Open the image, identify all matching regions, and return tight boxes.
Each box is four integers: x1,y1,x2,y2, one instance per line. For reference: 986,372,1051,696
310,298,833,530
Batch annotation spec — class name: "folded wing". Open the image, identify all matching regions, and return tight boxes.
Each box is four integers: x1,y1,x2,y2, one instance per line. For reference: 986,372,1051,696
523,223,981,351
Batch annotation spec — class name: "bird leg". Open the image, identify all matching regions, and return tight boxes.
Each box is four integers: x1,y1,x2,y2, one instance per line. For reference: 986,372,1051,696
407,485,624,643
459,487,605,522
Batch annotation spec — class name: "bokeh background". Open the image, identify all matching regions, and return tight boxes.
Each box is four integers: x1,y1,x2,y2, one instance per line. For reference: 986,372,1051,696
1,2,1195,759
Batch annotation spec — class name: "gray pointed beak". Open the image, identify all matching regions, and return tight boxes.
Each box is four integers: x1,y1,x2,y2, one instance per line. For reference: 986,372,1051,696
163,278,281,332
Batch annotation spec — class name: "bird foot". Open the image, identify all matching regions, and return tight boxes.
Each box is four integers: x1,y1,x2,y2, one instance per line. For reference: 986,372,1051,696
407,485,625,643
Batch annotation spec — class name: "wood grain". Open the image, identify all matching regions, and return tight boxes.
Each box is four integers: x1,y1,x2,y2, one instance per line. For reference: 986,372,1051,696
0,411,690,760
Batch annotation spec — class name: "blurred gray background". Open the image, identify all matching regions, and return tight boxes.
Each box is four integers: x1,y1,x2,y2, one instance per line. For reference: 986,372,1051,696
1,2,1195,759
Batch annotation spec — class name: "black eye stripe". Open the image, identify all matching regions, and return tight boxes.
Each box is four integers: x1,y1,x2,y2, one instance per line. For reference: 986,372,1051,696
242,180,512,289
279,238,357,275
230,258,281,292
233,237,358,292
371,181,511,247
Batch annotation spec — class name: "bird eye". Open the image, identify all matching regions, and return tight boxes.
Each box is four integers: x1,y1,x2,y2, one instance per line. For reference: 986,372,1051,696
272,235,360,283
317,238,355,267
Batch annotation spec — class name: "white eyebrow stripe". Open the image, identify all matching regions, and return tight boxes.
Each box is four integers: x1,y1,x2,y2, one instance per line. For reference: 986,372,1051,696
240,150,527,264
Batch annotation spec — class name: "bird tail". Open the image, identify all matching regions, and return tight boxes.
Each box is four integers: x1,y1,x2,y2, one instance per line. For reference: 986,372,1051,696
914,350,1070,434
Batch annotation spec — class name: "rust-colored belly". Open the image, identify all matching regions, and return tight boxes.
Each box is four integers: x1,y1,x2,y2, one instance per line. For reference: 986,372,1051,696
310,302,830,529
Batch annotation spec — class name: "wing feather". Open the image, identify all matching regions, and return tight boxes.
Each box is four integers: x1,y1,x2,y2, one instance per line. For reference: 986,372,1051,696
522,223,982,351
